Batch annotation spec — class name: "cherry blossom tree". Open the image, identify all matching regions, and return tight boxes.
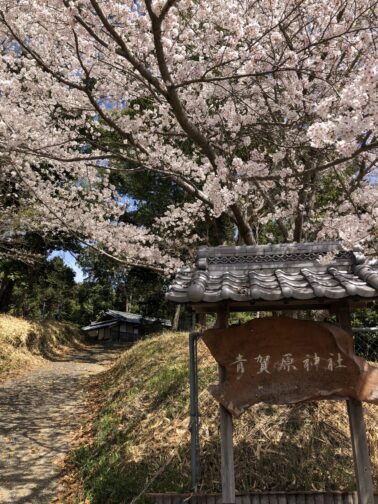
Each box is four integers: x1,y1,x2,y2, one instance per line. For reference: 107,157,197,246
0,0,377,271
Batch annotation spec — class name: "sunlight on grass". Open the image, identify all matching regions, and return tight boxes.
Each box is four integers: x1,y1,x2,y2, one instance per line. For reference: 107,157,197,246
0,314,83,374
65,330,378,503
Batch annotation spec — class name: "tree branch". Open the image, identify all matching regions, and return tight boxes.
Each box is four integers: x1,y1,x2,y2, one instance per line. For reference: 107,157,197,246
158,0,180,21
88,0,167,96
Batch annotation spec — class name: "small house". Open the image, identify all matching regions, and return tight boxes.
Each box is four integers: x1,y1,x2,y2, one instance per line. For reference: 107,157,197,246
82,310,171,342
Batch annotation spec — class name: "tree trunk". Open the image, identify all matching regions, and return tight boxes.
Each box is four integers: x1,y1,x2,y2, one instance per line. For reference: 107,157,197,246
0,274,15,312
230,204,255,245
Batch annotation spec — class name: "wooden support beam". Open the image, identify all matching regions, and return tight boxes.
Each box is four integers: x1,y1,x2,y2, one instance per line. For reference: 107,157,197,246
336,303,375,504
347,399,375,504
216,306,236,504
189,297,378,314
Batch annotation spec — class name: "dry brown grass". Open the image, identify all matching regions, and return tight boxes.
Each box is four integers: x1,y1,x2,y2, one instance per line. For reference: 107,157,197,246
65,331,378,503
0,314,84,377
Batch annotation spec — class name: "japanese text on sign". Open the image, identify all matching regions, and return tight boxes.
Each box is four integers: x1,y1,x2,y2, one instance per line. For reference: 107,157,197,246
231,352,347,377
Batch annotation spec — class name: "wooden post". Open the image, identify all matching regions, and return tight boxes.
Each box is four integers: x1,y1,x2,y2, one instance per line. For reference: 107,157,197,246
189,330,200,491
336,303,375,504
173,304,181,331
216,306,236,504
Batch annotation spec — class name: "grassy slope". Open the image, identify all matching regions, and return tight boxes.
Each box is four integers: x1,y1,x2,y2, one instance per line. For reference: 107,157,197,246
68,331,378,504
0,314,84,375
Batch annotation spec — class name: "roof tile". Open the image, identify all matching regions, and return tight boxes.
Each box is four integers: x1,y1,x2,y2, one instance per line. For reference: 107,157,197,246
166,242,378,304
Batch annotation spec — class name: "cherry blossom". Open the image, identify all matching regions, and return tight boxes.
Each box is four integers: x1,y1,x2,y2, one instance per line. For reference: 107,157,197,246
0,0,377,270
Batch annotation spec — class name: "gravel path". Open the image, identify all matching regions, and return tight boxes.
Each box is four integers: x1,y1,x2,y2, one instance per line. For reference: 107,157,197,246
0,344,124,504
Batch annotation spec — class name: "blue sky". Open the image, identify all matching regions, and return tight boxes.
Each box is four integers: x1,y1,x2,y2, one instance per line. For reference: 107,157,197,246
48,250,85,283
47,195,140,283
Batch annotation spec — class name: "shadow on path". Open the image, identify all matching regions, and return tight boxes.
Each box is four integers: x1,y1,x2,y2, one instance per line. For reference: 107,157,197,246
0,344,125,504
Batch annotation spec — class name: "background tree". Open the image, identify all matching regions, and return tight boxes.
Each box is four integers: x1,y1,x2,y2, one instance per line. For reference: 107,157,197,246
76,247,175,320
4,256,76,320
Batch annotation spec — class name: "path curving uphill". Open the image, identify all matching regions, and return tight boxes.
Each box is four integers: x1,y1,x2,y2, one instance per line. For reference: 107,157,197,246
0,344,123,504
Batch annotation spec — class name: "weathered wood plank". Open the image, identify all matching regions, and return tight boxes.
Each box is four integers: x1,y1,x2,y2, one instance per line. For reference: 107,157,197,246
324,493,334,504
251,494,261,504
269,494,278,504
314,493,325,504
297,492,306,504
344,493,354,504
207,496,218,504
146,495,378,504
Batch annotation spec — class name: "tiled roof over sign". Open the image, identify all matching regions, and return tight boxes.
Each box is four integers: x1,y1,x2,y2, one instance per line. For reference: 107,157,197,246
166,242,378,304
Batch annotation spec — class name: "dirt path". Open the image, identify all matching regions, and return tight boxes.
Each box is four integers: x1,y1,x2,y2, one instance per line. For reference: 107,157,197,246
0,344,124,504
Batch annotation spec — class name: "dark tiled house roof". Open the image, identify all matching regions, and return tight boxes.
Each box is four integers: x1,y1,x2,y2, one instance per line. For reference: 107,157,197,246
81,320,118,331
166,241,378,304
82,310,171,331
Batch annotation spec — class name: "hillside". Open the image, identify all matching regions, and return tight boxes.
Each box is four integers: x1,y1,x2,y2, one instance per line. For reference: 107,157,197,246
65,331,378,504
0,314,84,377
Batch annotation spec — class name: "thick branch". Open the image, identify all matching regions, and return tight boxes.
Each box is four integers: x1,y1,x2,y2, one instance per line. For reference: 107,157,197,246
252,179,289,242
230,204,256,245
88,0,167,96
158,0,180,21
146,3,218,169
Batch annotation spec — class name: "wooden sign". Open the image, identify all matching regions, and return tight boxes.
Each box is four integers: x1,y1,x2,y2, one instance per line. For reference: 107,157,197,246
203,317,378,417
